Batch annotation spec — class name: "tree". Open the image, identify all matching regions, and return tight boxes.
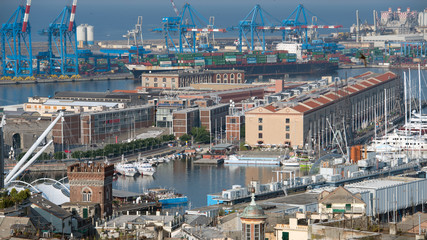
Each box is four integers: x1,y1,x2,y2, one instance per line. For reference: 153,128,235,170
53,152,66,160
179,134,191,143
190,127,210,144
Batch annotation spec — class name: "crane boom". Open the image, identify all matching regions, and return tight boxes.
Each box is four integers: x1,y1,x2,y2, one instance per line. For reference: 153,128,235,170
21,0,32,32
68,0,77,32
186,28,226,32
257,25,342,30
170,0,180,17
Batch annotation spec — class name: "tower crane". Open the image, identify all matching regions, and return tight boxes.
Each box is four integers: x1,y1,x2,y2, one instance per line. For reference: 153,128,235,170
37,0,79,76
153,3,226,53
1,0,33,77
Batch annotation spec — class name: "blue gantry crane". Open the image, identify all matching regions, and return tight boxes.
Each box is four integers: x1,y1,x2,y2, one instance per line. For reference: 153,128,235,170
1,0,33,77
231,4,280,53
153,3,226,53
37,0,78,76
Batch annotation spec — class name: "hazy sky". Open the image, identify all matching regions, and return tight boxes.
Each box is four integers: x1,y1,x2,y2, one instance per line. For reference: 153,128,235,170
1,0,424,41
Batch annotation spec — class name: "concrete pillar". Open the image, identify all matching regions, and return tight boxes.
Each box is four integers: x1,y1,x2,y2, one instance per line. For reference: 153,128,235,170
389,222,397,235
127,211,129,215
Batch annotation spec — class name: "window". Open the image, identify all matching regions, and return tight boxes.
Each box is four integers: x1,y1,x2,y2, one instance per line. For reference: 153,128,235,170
254,224,260,240
282,232,289,240
286,133,290,139
326,204,332,208
286,125,290,131
231,118,236,123
154,77,158,82
246,224,251,240
82,189,92,202
346,204,351,211
145,77,149,82
259,125,263,131
162,83,166,88
258,118,263,123
154,83,158,87
258,133,263,138
163,78,166,82
172,78,175,82
286,118,290,123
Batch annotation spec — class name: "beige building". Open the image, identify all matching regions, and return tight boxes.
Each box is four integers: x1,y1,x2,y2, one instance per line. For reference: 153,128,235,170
274,218,308,240
245,71,400,148
141,69,245,90
318,186,366,218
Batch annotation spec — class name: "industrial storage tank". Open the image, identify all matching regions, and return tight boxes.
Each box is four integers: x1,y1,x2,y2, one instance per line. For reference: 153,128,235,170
77,24,87,48
419,9,427,27
86,25,94,46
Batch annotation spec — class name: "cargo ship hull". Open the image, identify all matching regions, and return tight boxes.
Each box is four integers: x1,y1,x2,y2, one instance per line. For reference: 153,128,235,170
126,61,338,79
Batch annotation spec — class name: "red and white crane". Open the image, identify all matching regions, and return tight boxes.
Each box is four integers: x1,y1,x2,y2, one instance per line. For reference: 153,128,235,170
21,0,32,32
68,0,77,32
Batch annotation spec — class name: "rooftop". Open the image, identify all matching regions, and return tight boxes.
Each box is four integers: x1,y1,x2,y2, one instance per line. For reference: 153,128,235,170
29,194,72,220
54,91,134,99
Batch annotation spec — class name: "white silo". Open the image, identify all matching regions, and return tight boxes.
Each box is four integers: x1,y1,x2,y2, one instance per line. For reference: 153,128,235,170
77,24,87,48
87,25,94,46
419,9,427,27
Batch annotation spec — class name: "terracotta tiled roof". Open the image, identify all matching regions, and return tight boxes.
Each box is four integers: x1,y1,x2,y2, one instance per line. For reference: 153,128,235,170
360,81,373,87
264,105,277,112
292,104,311,113
314,96,332,104
344,86,358,93
304,100,321,108
324,93,339,100
374,72,396,82
367,78,381,85
351,84,366,90
335,90,350,97
353,71,374,79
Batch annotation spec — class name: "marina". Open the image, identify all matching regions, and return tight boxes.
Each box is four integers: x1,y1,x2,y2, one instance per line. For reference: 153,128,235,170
1,0,427,239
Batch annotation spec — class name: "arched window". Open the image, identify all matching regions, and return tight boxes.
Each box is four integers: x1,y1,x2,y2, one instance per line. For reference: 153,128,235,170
230,73,235,80
223,74,228,83
216,74,221,83
154,78,158,82
82,188,92,202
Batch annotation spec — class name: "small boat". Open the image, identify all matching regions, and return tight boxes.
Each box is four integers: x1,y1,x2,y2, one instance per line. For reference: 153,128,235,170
133,161,156,176
145,188,188,205
115,162,138,177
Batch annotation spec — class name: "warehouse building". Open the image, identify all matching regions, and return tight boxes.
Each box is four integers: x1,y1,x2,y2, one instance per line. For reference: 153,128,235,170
141,69,245,90
245,71,400,149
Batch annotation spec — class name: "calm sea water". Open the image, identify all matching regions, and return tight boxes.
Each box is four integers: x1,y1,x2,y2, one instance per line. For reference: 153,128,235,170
112,159,285,208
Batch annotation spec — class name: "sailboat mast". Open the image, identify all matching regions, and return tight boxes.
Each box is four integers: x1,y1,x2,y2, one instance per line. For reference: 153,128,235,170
404,72,408,135
419,64,422,137
385,89,387,135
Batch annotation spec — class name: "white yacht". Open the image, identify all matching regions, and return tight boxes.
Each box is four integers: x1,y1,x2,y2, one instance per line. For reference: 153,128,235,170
133,161,156,176
115,162,138,177
369,131,427,152
398,112,427,135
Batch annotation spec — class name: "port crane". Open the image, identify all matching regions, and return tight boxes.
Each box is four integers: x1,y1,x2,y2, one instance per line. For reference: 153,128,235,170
257,4,342,46
37,0,79,76
1,0,33,77
229,4,280,53
153,3,226,53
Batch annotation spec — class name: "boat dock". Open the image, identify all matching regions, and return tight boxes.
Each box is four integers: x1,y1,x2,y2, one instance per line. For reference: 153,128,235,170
208,160,422,206
193,158,224,165
0,73,134,86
